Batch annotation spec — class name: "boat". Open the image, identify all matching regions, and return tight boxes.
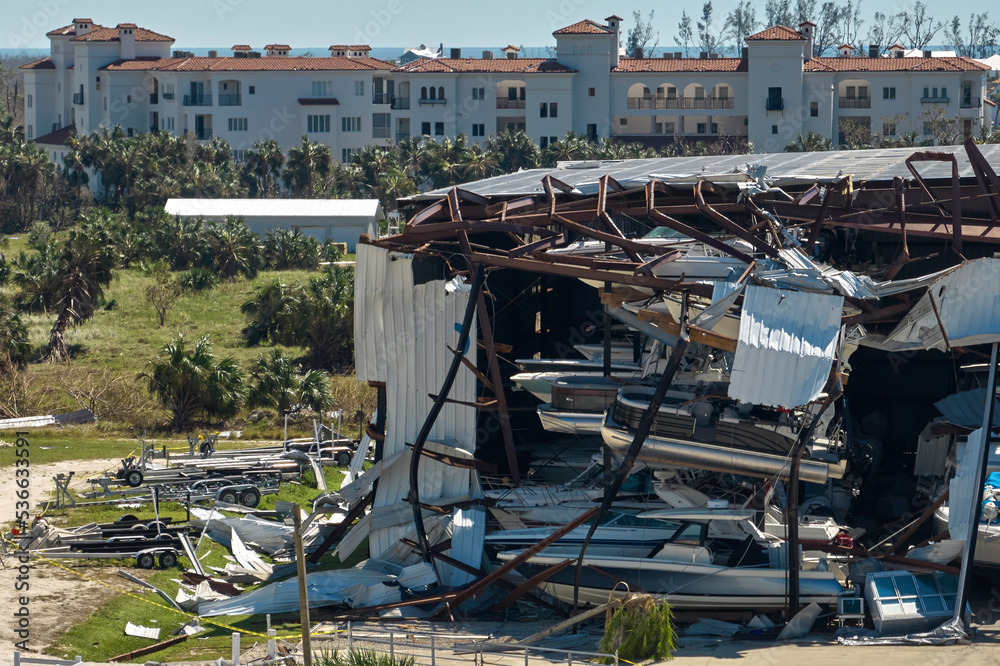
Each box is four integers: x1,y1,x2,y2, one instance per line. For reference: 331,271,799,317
602,386,846,484
495,509,845,609
536,376,622,434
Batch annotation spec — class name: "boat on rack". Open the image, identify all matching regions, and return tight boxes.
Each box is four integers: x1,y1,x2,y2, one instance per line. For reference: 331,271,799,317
495,509,845,609
536,376,622,434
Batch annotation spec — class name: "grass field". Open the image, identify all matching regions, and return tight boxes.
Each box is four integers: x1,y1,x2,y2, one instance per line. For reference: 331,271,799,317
41,461,363,662
0,258,373,443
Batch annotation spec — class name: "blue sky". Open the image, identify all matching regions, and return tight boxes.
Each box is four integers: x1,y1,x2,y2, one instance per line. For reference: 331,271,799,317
0,0,982,50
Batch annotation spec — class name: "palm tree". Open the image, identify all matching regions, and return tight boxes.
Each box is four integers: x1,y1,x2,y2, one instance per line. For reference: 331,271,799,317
541,131,593,166
287,266,355,372
240,279,296,345
44,228,118,362
202,216,263,279
372,168,418,209
263,228,320,270
486,129,539,173
0,294,30,367
396,136,430,182
247,349,332,414
785,131,834,152
283,136,332,197
245,138,285,197
143,335,246,431
461,145,499,181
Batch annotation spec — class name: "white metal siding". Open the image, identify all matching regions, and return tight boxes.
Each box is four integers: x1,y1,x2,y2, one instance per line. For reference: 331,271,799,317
728,286,843,408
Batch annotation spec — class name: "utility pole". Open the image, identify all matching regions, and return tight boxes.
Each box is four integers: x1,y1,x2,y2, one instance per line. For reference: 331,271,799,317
293,508,312,666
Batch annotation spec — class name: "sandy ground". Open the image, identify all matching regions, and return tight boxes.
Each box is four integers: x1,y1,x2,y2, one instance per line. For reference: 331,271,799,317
0,458,125,663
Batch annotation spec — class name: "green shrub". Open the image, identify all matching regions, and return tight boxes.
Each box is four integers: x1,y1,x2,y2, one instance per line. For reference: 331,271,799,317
179,267,219,292
314,648,414,666
598,594,676,663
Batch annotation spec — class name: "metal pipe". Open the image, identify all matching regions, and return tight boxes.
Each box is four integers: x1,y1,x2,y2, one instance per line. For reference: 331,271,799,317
954,341,999,629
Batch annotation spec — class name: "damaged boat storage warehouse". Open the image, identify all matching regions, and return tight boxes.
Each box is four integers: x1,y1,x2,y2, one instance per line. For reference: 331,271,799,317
333,137,1000,639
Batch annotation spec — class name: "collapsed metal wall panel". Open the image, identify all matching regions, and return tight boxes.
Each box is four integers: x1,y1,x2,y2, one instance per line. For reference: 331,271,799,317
353,244,482,579
729,286,844,408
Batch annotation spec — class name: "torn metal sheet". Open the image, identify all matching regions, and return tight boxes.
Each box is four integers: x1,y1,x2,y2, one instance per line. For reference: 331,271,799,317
198,567,391,616
230,527,272,575
935,389,1000,429
125,622,161,641
190,506,293,556
879,258,1000,352
729,286,843,408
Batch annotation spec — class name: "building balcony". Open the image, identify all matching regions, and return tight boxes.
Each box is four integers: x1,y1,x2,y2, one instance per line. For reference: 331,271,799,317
839,96,871,108
418,98,446,105
195,128,213,140
72,92,84,105
183,94,213,106
921,96,949,104
373,127,391,139
626,96,734,110
218,94,241,106
391,96,410,110
961,97,981,108
162,91,175,100
149,93,158,104
765,97,784,111
373,93,394,105
497,98,526,109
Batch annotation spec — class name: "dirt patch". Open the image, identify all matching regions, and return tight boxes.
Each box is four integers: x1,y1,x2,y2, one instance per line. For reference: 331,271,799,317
0,458,123,659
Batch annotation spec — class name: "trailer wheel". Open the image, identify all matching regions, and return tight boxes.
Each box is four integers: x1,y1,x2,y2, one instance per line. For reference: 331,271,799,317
218,489,238,505
159,551,178,568
337,452,352,466
136,552,155,569
240,487,261,508
125,470,144,487
116,514,139,524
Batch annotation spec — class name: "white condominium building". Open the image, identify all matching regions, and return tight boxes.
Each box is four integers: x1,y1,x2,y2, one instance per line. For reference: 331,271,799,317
22,16,991,164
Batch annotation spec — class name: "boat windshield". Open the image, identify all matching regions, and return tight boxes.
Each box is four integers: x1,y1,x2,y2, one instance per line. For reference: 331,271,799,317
605,511,682,530
643,226,686,240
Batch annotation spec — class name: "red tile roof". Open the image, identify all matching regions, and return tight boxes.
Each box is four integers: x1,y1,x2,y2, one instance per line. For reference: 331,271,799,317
746,25,804,41
553,20,612,36
71,25,173,42
799,20,817,27
232,44,252,51
804,56,989,72
100,56,395,72
33,125,73,146
329,45,370,51
502,45,521,51
46,23,89,37
613,57,747,73
20,57,56,70
117,23,139,29
838,44,855,49
606,15,624,21
887,43,906,50
265,44,291,50
391,58,575,74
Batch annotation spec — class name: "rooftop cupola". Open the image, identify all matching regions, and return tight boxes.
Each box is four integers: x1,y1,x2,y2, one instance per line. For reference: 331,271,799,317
264,44,290,57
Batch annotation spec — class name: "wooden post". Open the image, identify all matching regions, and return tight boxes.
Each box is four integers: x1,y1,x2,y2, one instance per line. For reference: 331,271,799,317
293,509,312,666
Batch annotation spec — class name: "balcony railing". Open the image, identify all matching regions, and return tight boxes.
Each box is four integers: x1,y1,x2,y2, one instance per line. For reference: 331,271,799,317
497,98,526,109
418,97,446,105
396,132,410,142
162,91,175,100
72,92,84,105
183,94,213,106
626,96,734,110
960,97,981,108
839,96,871,108
195,128,213,140
921,96,950,104
218,94,241,106
373,93,393,105
372,127,391,139
765,97,784,111
149,93,158,104
391,96,410,110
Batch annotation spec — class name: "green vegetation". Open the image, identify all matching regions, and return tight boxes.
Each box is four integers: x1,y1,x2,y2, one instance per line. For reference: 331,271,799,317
315,648,415,666
599,595,677,663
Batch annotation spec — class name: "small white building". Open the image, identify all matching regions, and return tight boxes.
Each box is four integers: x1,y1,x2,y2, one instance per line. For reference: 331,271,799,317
163,198,384,251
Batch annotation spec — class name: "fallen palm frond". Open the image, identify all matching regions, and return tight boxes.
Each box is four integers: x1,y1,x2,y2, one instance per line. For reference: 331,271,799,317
598,593,677,663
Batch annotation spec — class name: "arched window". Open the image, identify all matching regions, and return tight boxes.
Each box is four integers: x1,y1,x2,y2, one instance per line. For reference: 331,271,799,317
429,87,436,100
941,86,947,99
924,86,929,98
421,86,428,100
438,86,445,100
932,86,938,98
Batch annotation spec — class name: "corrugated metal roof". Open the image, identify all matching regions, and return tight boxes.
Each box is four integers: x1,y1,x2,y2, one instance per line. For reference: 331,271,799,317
881,258,1000,351
164,198,384,219
413,144,1000,200
935,389,1000,428
728,286,844,408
